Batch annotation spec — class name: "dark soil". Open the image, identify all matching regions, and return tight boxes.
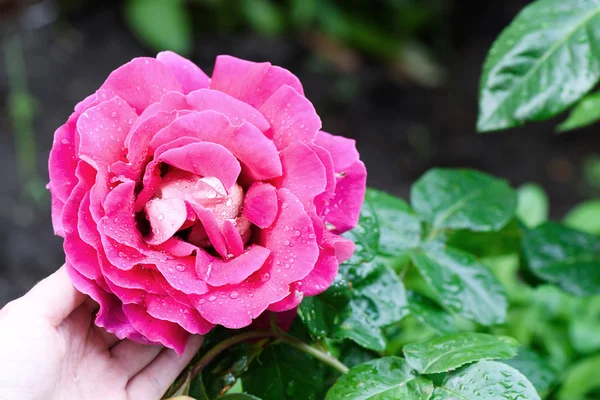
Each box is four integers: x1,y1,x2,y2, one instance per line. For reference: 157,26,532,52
0,0,598,305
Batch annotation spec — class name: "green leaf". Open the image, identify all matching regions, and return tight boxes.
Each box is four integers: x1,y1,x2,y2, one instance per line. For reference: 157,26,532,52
124,0,192,55
407,292,457,335
334,261,408,351
403,333,519,374
558,354,600,400
431,361,540,399
523,222,600,296
343,199,380,266
410,243,507,325
365,188,421,256
325,357,434,400
477,0,600,132
298,275,351,339
411,169,516,234
447,219,522,257
333,301,387,351
221,395,262,400
503,348,558,394
516,183,549,228
569,315,600,354
564,200,600,235
242,343,324,400
559,91,600,131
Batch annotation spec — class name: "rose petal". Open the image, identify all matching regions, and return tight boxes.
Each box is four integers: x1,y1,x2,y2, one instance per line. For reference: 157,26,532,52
259,85,320,149
144,198,188,245
122,303,189,354
222,219,244,257
157,142,241,191
315,130,360,172
96,57,182,114
275,141,327,206
196,245,271,286
186,89,270,132
66,264,144,342
210,55,303,108
157,51,211,94
146,293,214,335
77,96,137,169
150,111,282,181
189,204,228,258
48,113,79,204
50,190,65,236
322,160,367,233
243,182,278,229
268,283,304,312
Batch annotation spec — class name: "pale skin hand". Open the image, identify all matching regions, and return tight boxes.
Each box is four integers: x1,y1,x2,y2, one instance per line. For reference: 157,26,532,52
0,266,203,400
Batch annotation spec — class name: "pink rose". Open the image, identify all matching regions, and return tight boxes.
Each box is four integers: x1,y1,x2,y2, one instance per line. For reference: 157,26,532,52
48,52,366,353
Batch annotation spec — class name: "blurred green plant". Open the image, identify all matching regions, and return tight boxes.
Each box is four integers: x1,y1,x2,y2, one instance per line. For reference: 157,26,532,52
123,0,446,86
3,35,47,206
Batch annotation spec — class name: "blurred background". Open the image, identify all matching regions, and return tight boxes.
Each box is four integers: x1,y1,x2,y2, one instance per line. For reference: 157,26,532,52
0,0,598,305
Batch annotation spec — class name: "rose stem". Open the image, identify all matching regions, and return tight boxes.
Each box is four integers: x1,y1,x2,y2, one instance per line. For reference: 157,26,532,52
188,329,349,381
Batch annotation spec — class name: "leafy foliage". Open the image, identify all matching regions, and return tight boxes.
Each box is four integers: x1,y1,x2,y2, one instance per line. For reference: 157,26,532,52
164,165,600,400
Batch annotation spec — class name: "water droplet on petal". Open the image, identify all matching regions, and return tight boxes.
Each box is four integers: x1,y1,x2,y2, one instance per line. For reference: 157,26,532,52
175,265,185,272
208,295,217,302
230,291,239,299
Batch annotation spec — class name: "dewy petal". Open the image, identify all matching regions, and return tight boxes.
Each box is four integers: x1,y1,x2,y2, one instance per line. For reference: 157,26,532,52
195,245,271,286
96,57,182,114
186,89,270,132
50,190,65,237
243,182,278,229
191,188,318,328
144,198,188,245
146,293,214,335
210,55,303,108
157,51,211,94
275,142,327,206
222,219,244,257
77,96,137,168
189,204,228,258
65,263,144,342
259,85,321,149
315,130,360,172
157,142,241,191
150,111,282,181
122,303,189,354
322,159,367,233
296,248,338,297
268,283,304,312
48,113,79,203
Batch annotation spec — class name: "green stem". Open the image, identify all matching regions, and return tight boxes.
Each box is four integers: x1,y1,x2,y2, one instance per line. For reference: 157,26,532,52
190,330,276,378
276,331,349,374
188,329,349,381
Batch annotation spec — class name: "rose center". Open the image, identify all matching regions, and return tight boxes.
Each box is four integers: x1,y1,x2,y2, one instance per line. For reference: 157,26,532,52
143,168,251,254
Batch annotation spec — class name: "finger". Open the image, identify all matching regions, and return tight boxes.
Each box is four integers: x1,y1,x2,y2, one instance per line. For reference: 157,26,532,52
22,265,86,326
126,335,203,399
111,339,163,378
98,326,121,348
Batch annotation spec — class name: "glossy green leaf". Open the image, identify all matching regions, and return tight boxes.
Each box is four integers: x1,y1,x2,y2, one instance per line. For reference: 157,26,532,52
523,222,600,296
242,343,324,400
410,243,507,325
478,0,600,132
403,333,518,374
447,219,522,257
516,183,549,228
559,91,600,131
298,275,351,339
333,301,387,351
411,169,516,234
408,292,457,335
558,354,600,400
221,395,262,400
503,348,557,394
431,361,540,399
325,357,434,400
125,0,192,55
343,199,380,265
365,188,421,256
564,200,600,235
333,261,408,351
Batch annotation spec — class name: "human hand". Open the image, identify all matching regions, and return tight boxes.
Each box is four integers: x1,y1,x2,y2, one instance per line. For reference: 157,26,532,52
0,266,203,400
